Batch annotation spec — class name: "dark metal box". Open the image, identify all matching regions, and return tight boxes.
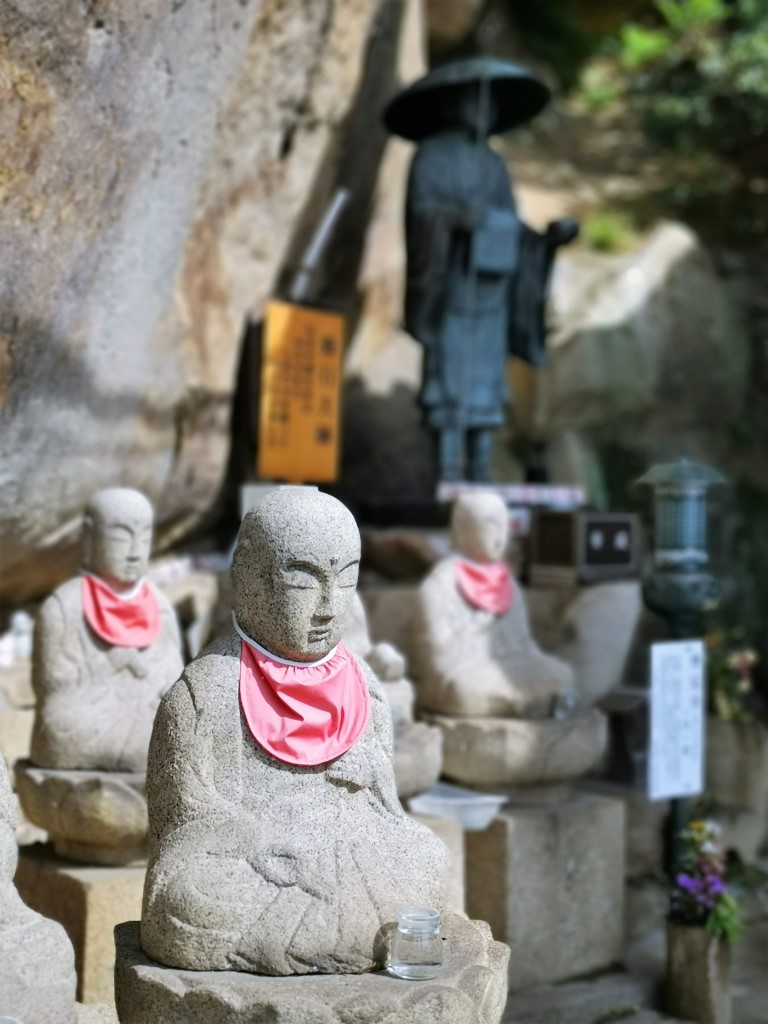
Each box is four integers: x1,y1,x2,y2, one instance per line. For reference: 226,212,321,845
529,510,640,586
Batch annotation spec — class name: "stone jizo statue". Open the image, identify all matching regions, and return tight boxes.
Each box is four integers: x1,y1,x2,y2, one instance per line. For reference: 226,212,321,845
0,758,76,1023
16,487,183,864
30,487,183,772
140,488,447,976
413,491,574,718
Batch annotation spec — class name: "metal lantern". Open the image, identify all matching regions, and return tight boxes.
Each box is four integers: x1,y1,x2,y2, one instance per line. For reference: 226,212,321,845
635,459,726,637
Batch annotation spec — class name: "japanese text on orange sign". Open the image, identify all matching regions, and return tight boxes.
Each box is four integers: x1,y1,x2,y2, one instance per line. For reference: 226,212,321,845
257,301,344,483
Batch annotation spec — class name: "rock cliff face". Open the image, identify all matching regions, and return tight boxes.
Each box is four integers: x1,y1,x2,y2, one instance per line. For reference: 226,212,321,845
0,0,415,603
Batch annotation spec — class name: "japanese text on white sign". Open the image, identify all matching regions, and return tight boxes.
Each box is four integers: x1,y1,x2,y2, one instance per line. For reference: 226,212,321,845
648,640,705,801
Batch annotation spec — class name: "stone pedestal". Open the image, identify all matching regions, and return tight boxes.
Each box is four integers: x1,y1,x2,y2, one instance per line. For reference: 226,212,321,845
15,845,145,1003
426,709,607,788
114,914,509,1024
77,1005,120,1023
15,762,148,865
466,792,625,991
410,813,465,914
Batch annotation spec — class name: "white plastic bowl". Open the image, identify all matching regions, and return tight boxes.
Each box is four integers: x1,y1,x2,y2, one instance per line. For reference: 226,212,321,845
408,781,506,831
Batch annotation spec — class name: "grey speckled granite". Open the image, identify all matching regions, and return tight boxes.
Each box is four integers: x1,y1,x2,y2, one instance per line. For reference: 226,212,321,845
0,758,76,1023
117,916,509,1023
412,493,575,718
30,488,183,772
140,489,448,976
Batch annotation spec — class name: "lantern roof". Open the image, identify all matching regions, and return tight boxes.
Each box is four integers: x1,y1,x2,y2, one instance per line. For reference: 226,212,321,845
635,458,727,489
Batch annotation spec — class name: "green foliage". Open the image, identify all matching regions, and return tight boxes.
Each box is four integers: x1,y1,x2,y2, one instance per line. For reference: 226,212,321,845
577,0,768,162
578,62,623,109
581,209,638,252
618,24,672,70
706,891,744,943
656,0,729,32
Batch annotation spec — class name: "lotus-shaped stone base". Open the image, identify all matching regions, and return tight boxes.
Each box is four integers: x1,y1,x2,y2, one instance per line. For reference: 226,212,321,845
15,761,148,865
425,708,608,788
115,915,509,1024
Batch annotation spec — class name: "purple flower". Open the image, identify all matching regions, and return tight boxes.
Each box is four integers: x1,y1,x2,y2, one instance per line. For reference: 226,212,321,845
676,874,703,893
707,877,726,895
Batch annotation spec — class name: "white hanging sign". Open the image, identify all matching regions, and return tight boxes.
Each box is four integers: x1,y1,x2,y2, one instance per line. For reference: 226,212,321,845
648,639,706,801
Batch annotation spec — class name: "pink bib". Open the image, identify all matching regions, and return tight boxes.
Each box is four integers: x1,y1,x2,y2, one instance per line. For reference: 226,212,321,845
239,639,371,767
454,558,514,615
81,574,161,648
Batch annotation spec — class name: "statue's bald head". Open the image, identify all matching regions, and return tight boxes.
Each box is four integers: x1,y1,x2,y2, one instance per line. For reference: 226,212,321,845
233,489,360,662
83,488,154,590
451,492,509,563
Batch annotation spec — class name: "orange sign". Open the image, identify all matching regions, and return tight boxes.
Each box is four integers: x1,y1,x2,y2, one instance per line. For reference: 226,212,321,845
257,300,344,483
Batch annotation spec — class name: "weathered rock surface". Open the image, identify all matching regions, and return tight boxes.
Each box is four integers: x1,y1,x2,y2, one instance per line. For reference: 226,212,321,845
0,0,416,603
429,709,608,788
524,223,749,451
116,915,509,1024
15,763,148,864
706,718,768,815
526,581,642,706
0,757,77,1023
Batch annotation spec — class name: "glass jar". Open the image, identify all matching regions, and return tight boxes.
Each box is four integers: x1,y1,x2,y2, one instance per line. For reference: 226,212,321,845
389,904,444,980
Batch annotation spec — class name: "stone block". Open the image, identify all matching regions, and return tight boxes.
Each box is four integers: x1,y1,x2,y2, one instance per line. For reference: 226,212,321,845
0,707,34,770
466,792,625,990
114,914,509,1023
501,970,656,1024
580,780,668,877
15,845,145,1004
411,813,465,914
428,709,607,787
77,1005,119,1023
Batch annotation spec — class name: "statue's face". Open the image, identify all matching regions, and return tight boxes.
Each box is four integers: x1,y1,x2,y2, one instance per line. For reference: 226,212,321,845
85,491,153,588
451,494,509,563
234,492,361,663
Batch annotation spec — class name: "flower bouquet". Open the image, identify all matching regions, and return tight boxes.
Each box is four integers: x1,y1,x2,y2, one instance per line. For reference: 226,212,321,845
666,819,741,1024
671,819,742,942
705,631,757,724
